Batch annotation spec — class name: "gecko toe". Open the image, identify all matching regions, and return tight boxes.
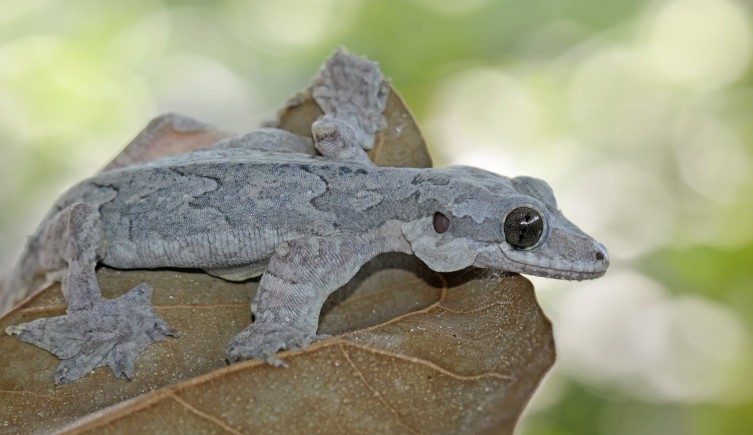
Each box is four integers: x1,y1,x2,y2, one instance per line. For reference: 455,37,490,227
225,323,320,366
9,283,177,384
109,342,140,381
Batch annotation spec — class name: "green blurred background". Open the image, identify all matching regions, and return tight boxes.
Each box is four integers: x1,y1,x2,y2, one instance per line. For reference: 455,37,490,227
1,1,752,433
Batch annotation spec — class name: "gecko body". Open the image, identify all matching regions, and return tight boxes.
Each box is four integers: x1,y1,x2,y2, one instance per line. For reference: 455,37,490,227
39,148,607,281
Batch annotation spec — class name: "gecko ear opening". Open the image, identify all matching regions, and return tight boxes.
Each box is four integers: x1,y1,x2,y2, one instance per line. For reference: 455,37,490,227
433,212,450,233
401,217,478,272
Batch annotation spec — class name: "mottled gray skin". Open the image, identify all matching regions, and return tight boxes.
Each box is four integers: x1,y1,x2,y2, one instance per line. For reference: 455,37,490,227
85,149,608,282
2,49,609,384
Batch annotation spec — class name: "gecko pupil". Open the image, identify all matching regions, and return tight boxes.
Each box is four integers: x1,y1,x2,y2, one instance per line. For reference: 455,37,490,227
504,207,544,249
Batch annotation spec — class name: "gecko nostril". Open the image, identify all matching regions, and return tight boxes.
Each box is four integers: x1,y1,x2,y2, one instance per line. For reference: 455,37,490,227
595,251,605,261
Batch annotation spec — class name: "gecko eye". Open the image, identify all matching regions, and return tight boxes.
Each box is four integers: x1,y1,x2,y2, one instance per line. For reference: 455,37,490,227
433,212,450,233
504,207,544,249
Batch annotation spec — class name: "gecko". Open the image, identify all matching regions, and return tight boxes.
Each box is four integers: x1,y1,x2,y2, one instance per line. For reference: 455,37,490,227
1,49,609,384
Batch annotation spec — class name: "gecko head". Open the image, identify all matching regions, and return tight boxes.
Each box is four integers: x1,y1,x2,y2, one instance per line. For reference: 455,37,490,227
483,175,610,280
401,167,609,281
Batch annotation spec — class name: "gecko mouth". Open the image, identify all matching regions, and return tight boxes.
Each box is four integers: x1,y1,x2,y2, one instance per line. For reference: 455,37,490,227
500,247,609,281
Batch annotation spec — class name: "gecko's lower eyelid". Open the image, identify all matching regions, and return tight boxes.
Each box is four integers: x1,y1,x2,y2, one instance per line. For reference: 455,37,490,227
433,212,450,233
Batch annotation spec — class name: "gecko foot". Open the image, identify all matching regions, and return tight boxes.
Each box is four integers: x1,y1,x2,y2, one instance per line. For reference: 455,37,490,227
5,283,177,384
225,323,330,367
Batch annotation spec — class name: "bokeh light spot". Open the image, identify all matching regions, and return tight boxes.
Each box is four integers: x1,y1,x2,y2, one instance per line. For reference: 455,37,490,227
673,106,751,204
643,0,752,90
427,67,544,167
559,162,675,259
225,0,361,54
555,271,751,403
410,0,492,16
150,54,262,131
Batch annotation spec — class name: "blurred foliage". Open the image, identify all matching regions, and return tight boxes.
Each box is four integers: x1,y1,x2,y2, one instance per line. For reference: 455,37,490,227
1,1,752,434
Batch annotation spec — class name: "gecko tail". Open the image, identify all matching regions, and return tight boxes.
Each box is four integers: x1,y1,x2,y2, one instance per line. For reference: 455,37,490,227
0,269,20,317
0,245,56,318
0,270,50,318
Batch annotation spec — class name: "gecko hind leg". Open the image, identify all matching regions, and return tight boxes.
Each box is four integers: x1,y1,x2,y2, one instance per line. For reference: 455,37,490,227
5,203,177,384
311,117,373,165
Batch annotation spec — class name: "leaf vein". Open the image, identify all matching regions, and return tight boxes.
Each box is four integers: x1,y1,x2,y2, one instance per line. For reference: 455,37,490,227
169,393,243,435
340,344,420,435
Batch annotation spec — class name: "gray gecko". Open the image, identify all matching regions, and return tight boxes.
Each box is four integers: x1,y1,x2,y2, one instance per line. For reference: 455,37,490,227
2,49,608,384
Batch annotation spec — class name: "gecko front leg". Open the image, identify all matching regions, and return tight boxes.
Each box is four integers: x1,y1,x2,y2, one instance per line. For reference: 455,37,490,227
5,203,176,384
226,223,410,366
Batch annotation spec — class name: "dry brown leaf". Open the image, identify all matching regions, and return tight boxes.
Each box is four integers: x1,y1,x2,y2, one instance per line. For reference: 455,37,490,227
0,255,553,434
103,115,234,172
0,80,554,434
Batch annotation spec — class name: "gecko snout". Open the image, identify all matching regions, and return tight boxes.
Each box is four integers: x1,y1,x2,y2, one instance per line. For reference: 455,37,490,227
593,242,609,266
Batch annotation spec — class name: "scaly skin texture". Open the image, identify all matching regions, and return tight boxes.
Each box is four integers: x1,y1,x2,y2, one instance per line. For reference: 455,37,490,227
2,49,608,383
